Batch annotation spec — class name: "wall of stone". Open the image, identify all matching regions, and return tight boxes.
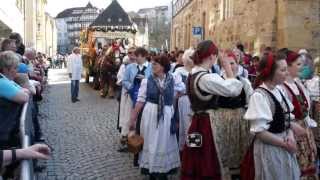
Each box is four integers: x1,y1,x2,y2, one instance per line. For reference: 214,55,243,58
171,0,320,57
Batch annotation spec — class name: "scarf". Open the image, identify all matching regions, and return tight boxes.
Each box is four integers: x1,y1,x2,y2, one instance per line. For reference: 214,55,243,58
153,74,173,126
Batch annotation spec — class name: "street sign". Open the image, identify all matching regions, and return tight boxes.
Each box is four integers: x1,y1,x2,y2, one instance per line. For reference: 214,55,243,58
192,27,202,39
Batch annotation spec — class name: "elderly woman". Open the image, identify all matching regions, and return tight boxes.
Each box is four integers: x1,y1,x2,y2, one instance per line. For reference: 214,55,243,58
129,55,185,180
0,51,29,104
173,48,194,152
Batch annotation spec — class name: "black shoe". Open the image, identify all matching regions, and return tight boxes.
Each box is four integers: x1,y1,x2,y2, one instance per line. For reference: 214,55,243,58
117,147,128,153
34,165,46,172
75,98,80,102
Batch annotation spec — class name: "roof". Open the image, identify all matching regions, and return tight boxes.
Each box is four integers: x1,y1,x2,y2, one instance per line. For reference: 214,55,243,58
90,0,133,27
56,2,97,18
86,2,93,8
137,8,153,14
137,6,168,14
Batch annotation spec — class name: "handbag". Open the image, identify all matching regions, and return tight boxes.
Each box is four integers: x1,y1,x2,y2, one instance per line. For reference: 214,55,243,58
127,134,144,154
240,137,255,180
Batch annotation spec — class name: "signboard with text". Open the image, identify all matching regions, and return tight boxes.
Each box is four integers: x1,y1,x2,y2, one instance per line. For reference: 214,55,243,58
192,27,202,39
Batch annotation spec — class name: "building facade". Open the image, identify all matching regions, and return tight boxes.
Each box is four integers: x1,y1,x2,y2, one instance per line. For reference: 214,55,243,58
0,0,57,55
56,19,69,54
171,0,320,57
44,13,57,56
138,6,171,50
132,17,149,47
56,2,99,54
0,0,24,39
35,0,47,53
24,0,57,55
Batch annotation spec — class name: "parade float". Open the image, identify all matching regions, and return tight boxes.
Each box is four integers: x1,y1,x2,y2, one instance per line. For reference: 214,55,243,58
80,0,138,83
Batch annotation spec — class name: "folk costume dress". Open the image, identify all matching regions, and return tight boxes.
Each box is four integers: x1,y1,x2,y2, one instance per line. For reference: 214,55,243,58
117,62,132,136
174,67,192,151
137,73,185,175
181,66,243,180
210,75,253,178
244,84,300,180
305,75,320,149
283,80,318,179
122,61,152,166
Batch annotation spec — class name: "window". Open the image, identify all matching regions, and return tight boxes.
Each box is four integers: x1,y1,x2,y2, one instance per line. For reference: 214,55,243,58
202,12,206,40
221,0,233,20
37,23,41,31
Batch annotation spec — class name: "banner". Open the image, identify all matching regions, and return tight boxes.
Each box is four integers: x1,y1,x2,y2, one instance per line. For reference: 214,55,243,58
93,31,135,39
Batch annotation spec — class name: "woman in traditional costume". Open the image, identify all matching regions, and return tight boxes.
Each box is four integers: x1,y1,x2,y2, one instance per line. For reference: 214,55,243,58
211,51,253,179
243,52,300,180
116,48,136,151
181,40,243,180
173,48,194,152
282,50,318,179
129,55,184,180
305,57,320,151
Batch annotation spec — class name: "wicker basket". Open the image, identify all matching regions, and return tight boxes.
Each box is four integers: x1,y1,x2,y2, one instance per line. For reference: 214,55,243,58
127,134,144,154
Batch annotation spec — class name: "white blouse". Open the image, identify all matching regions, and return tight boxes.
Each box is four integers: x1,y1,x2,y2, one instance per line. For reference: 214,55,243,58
282,79,317,127
191,66,243,97
244,83,295,134
137,74,186,103
221,74,253,105
305,75,320,101
116,64,126,85
174,67,189,78
173,67,190,94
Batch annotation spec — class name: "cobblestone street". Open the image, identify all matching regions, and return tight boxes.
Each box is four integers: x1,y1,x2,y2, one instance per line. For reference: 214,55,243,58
36,69,172,180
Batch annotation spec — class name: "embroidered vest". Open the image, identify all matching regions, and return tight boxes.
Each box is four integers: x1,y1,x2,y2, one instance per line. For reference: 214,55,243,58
187,71,219,112
283,82,309,120
218,77,246,109
146,75,174,106
129,65,147,105
133,65,147,85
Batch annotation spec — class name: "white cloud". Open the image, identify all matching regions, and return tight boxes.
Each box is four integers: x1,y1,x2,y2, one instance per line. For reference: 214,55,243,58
46,0,172,17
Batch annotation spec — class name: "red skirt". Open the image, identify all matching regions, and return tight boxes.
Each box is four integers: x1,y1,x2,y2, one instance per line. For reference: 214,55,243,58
181,113,222,180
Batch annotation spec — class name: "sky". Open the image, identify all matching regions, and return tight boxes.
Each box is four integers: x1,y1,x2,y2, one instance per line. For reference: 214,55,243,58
46,0,172,17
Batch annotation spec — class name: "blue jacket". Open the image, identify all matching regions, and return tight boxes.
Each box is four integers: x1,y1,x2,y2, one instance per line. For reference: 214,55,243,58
122,62,152,91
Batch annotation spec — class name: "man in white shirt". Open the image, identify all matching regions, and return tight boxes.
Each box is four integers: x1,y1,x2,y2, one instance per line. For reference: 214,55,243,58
67,47,83,103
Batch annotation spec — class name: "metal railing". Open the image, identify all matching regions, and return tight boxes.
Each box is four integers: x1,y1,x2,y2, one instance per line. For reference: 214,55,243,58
19,101,33,180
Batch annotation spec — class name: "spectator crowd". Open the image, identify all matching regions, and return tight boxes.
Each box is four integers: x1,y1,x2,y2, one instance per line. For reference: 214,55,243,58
0,33,51,179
